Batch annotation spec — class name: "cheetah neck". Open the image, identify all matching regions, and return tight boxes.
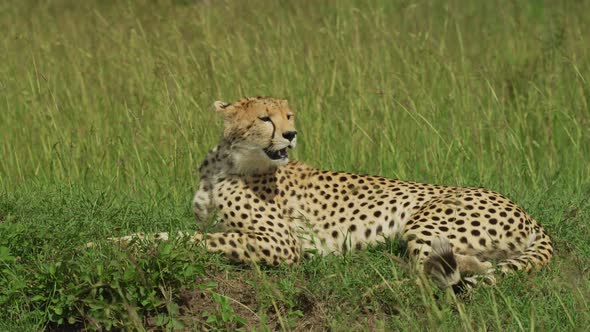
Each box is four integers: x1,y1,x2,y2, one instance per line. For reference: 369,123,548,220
199,141,279,181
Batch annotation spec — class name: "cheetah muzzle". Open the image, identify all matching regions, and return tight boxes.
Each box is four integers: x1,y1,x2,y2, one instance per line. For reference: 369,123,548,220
263,146,289,160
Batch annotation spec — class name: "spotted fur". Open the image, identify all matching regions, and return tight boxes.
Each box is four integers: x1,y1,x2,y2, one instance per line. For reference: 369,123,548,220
103,97,554,289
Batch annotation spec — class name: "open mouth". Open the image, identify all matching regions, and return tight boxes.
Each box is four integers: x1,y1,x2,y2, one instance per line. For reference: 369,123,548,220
263,147,289,160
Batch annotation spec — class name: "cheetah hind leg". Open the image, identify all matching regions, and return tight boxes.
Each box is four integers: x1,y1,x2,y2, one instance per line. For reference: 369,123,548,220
423,237,495,293
454,254,496,291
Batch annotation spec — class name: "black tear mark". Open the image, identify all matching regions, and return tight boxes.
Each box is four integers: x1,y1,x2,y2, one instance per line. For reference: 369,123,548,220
270,118,276,139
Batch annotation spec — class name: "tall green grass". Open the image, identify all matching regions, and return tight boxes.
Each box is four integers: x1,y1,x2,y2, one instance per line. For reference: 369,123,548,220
1,0,589,330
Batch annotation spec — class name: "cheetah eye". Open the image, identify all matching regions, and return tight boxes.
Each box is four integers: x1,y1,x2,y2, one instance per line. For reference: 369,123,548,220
258,116,272,122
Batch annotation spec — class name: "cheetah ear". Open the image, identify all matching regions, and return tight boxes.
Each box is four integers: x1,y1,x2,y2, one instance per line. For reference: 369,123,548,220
214,100,231,112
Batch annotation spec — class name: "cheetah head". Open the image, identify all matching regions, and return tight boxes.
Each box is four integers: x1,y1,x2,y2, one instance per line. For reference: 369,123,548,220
215,97,297,173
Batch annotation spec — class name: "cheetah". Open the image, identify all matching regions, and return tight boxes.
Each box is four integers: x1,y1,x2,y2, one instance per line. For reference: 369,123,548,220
104,97,554,290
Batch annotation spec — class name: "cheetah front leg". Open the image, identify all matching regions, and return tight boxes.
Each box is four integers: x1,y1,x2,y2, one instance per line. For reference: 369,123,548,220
203,231,301,265
91,230,302,266
192,182,214,224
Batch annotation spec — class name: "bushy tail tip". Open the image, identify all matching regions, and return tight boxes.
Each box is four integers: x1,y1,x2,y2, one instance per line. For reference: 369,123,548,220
424,237,461,289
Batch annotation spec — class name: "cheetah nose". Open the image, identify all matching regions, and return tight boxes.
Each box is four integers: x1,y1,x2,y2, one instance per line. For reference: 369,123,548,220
282,131,297,142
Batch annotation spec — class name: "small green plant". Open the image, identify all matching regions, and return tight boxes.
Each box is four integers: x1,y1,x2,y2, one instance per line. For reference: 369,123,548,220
202,292,247,331
1,238,207,330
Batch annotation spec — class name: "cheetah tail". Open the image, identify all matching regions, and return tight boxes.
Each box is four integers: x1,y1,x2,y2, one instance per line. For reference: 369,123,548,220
496,226,554,274
423,237,461,289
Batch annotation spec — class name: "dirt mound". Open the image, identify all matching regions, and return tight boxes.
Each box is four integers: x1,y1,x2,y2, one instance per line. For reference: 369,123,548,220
146,271,327,331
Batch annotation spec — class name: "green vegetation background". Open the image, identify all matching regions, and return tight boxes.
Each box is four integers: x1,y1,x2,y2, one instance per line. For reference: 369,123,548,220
1,0,589,330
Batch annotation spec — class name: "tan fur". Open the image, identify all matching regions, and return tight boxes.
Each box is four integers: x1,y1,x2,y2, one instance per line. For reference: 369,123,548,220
101,97,554,289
